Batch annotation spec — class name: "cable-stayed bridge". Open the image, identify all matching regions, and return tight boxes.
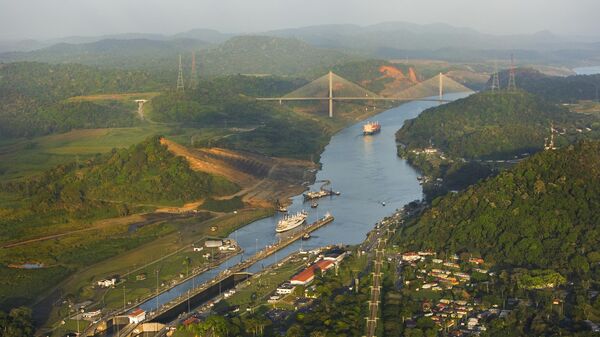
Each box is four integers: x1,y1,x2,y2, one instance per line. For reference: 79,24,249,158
257,71,473,117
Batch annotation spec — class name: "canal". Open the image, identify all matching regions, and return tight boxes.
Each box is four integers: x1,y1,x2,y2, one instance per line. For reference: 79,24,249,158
138,92,470,314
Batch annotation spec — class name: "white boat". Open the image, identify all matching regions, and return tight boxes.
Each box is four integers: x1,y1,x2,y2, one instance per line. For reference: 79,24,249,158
276,211,308,233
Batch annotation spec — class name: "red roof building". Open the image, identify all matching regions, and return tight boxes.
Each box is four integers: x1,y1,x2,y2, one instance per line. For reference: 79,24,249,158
290,260,335,285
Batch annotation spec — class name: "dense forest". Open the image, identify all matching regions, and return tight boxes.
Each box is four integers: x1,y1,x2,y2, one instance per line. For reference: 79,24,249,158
396,91,597,159
391,141,600,336
149,76,329,159
492,68,600,103
397,140,600,275
0,136,237,242
0,307,34,337
0,62,166,139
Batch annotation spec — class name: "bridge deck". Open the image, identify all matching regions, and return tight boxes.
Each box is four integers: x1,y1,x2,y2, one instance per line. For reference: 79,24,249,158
257,97,450,102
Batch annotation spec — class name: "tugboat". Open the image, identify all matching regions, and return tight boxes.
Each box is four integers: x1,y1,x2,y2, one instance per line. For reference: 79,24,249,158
275,199,288,213
301,233,311,240
311,202,318,208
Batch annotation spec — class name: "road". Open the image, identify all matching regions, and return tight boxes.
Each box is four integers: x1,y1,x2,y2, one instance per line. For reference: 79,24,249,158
365,237,384,337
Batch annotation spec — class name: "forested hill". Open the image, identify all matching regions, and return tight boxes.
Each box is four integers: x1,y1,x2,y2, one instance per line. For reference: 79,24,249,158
397,140,600,274
200,36,355,76
0,62,165,139
396,91,595,159
492,68,600,103
5,135,237,208
1,136,238,241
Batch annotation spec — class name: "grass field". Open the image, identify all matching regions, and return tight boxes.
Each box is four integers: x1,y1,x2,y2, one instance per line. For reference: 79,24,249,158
36,208,272,332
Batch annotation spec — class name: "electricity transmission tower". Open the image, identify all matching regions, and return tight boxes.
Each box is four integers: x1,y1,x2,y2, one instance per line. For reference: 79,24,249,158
507,54,517,91
491,61,500,92
176,54,185,92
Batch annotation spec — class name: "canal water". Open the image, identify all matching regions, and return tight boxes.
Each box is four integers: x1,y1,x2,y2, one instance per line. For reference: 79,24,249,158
139,92,470,313
573,66,600,75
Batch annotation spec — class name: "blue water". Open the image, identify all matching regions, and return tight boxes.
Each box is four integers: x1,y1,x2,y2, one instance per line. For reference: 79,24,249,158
138,93,470,313
573,66,600,75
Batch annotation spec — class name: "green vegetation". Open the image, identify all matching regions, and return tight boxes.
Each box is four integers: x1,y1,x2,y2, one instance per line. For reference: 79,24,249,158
397,91,596,159
0,307,34,337
149,77,330,160
495,68,600,103
201,196,244,213
0,62,164,139
0,136,237,242
397,141,600,275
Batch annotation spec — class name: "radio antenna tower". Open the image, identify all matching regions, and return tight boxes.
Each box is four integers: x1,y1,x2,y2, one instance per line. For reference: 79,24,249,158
491,60,500,92
190,51,198,90
176,54,185,92
507,54,517,91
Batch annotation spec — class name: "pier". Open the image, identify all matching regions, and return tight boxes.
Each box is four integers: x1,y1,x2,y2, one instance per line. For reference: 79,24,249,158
89,214,335,336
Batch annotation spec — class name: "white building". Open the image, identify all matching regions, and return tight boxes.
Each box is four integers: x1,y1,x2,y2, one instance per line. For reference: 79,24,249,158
128,308,146,324
97,278,116,288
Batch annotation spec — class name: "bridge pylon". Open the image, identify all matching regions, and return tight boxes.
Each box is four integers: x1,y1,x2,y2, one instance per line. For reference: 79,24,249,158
329,71,333,118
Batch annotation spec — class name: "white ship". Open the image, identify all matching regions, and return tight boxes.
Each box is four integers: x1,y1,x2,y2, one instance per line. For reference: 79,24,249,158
276,211,308,233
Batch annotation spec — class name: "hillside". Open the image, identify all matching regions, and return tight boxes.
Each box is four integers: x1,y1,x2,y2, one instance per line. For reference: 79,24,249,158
199,35,355,76
0,62,165,139
149,76,329,160
491,68,600,103
0,136,238,242
396,140,600,275
396,91,596,159
0,38,211,69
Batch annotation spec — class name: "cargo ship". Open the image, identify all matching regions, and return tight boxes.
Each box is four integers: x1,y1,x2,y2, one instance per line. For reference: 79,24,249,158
363,121,381,135
275,211,308,233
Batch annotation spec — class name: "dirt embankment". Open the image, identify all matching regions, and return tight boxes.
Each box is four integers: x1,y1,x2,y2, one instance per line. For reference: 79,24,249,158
160,138,317,208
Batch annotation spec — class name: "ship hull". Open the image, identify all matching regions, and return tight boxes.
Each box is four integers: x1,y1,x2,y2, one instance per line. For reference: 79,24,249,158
276,219,306,233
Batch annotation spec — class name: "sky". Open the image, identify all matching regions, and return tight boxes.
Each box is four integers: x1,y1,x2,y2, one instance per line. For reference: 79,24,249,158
0,0,599,40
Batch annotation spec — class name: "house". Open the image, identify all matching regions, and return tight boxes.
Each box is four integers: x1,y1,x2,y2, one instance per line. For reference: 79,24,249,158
82,310,101,319
205,240,223,248
323,248,347,263
97,276,118,288
290,260,335,285
276,282,296,295
468,257,484,265
128,308,146,324
401,252,421,262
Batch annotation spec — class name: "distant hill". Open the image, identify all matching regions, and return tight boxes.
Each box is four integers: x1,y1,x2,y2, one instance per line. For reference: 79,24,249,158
0,35,357,77
265,22,600,64
0,38,211,69
396,91,596,159
396,140,600,274
199,35,356,76
330,59,419,94
489,68,600,103
0,62,164,139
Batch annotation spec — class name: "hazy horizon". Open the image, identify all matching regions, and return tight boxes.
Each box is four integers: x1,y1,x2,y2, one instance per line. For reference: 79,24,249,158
1,0,599,41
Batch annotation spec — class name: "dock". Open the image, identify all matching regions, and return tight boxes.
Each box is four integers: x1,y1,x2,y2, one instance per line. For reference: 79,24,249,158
89,214,335,335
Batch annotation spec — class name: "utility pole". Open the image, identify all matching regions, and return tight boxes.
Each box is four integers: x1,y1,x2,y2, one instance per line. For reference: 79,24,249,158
176,54,185,92
329,71,333,118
